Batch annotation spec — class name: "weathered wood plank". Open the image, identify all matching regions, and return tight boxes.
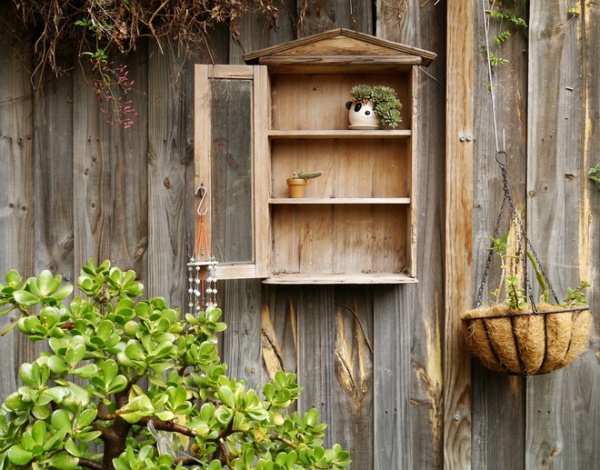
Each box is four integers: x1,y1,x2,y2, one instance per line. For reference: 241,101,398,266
0,3,35,399
295,285,373,466
296,0,372,37
332,287,374,469
220,279,263,392
146,44,190,306
444,1,475,468
261,286,299,380
229,5,296,65
526,2,600,469
72,53,148,275
470,0,529,467
404,1,446,467
373,286,412,469
33,69,75,280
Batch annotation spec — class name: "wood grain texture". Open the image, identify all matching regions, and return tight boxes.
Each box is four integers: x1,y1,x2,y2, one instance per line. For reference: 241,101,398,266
0,4,35,399
470,0,528,467
444,1,475,469
378,1,446,467
146,44,191,306
33,67,75,280
72,53,148,275
296,1,372,37
526,2,600,468
373,286,412,469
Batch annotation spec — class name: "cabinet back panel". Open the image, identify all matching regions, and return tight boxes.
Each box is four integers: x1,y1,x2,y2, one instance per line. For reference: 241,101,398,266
271,205,408,274
271,139,409,198
270,73,411,130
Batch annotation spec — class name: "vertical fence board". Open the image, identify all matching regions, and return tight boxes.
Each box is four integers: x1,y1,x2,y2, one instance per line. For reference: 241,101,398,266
0,6,35,399
33,71,74,280
72,53,148,275
377,3,446,468
374,287,412,469
220,279,263,393
296,0,372,36
146,44,190,305
444,1,475,468
526,2,600,469
470,1,529,468
333,287,374,469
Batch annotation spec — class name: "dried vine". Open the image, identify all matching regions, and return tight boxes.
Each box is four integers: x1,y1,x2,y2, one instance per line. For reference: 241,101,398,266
11,0,280,79
7,1,280,126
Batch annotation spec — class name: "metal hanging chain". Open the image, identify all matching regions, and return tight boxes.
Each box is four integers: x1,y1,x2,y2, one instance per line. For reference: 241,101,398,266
475,152,560,308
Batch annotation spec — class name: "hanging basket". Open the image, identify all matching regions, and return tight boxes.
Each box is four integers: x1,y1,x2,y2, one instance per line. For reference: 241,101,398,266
461,303,592,375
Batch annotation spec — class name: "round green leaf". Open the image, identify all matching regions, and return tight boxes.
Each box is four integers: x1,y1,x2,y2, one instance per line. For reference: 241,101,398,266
7,445,34,466
217,386,235,408
46,451,79,470
51,409,73,433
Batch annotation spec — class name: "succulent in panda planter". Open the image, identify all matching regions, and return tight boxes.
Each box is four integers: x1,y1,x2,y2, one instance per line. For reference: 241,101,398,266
346,84,402,129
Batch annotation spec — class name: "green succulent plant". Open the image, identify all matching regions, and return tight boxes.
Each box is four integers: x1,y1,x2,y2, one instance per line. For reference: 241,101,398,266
349,84,402,127
0,260,350,470
290,170,323,180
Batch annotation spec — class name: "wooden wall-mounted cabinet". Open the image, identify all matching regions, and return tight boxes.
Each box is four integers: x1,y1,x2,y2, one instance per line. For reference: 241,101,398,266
195,29,435,284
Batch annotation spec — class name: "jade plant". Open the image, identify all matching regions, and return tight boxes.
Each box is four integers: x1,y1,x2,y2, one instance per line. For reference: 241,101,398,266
0,260,350,470
348,85,402,127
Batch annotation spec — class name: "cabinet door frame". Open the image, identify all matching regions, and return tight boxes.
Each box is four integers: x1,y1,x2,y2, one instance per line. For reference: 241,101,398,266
194,64,270,279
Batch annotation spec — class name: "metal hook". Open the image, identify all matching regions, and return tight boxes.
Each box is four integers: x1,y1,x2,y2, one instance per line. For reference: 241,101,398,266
196,184,208,216
495,150,508,169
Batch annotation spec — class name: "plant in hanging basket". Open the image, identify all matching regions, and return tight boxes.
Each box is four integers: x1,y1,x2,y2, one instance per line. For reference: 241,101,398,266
461,233,593,376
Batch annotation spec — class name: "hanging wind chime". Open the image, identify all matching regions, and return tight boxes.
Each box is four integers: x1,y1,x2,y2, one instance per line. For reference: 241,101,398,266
187,184,218,312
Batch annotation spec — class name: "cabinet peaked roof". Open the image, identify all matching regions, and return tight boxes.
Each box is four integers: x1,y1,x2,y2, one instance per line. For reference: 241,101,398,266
243,28,436,67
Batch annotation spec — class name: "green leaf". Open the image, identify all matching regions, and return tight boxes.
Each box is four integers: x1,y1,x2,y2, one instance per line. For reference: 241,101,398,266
32,404,51,420
52,284,74,301
7,445,34,466
77,408,98,428
31,420,47,445
13,289,40,306
75,430,102,442
304,408,319,426
215,408,233,425
46,451,79,469
218,385,235,408
51,409,72,432
73,363,98,378
48,355,69,373
106,375,128,394
37,270,59,295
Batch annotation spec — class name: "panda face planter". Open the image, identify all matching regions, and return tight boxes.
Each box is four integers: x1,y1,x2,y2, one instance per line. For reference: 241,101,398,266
346,100,381,130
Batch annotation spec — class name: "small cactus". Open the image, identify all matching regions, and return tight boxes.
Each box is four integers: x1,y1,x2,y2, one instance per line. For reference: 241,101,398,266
291,170,323,180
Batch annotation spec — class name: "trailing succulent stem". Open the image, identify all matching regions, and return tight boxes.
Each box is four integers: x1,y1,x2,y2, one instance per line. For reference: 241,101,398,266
488,233,588,310
0,260,350,470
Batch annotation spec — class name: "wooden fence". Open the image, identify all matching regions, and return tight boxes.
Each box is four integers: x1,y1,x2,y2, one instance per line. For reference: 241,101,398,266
0,1,598,468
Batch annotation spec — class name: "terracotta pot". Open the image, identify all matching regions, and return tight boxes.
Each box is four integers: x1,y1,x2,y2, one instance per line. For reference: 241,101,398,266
286,178,308,198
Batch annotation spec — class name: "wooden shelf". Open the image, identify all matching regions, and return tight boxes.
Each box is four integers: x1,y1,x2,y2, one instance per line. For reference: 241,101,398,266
268,130,412,139
269,197,411,204
263,272,418,285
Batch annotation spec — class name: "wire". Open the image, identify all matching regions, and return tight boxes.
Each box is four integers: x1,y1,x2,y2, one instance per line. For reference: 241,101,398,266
482,0,501,154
